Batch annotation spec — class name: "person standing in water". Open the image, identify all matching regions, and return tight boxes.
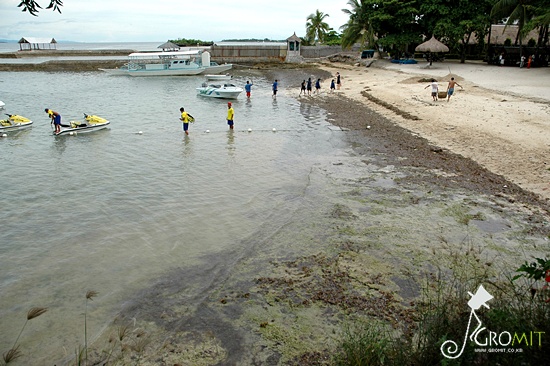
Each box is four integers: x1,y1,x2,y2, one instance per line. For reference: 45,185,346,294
179,107,194,135
244,80,253,99
45,108,62,134
227,102,234,129
272,79,278,98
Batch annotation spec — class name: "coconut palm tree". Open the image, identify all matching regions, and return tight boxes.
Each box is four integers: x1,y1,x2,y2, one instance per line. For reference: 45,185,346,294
340,0,376,49
491,0,531,44
306,9,331,45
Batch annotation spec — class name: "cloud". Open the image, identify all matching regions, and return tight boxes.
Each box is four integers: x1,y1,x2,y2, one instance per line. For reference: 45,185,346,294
0,0,350,42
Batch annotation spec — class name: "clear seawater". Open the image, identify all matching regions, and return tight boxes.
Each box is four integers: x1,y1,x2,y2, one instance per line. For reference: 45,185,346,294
0,67,350,363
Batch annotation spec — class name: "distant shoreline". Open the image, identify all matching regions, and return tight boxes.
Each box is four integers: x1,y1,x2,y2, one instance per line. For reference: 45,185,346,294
0,49,136,59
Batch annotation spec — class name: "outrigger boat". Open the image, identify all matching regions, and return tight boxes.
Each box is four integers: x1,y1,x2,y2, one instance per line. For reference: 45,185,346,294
54,114,110,136
0,114,33,132
196,83,243,99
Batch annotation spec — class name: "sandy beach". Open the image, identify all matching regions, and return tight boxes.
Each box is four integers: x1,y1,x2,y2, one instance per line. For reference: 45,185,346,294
319,60,550,202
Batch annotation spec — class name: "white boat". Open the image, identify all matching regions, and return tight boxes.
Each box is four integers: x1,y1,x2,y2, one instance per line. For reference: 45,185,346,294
204,61,233,74
196,83,243,99
205,74,232,81
100,50,205,76
0,100,5,110
54,114,110,136
99,50,232,77
0,114,33,132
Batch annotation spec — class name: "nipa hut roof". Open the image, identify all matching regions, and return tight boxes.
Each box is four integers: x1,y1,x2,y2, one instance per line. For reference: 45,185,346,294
415,36,449,53
158,41,180,51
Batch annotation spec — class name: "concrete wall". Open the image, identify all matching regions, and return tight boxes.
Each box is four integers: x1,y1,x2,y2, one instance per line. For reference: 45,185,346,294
301,45,361,58
210,44,287,63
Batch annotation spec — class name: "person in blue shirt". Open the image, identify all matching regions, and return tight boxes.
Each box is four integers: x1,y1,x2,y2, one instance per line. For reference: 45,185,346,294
272,79,278,98
306,78,312,95
315,78,321,94
245,80,253,99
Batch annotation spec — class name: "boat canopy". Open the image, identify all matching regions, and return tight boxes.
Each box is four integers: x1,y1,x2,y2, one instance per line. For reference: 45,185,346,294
128,50,202,59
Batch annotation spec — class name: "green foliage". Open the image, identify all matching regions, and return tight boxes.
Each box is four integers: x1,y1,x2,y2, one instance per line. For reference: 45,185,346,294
513,257,550,282
504,38,513,46
169,38,213,46
17,0,63,16
527,38,537,47
306,9,331,44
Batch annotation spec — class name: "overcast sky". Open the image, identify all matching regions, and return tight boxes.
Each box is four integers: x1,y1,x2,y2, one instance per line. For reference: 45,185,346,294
0,0,351,42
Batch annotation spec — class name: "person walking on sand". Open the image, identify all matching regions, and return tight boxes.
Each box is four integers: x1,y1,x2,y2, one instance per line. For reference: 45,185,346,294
306,77,312,96
424,79,438,101
336,72,342,90
314,78,321,94
45,108,62,134
300,80,306,95
179,107,194,135
244,80,253,99
272,79,278,98
330,79,335,93
227,102,234,129
446,77,463,102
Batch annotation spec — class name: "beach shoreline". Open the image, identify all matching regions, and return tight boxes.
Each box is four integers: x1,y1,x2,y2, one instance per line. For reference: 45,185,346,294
317,59,550,202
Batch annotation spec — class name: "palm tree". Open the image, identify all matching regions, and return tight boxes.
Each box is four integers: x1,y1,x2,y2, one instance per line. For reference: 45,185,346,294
340,0,375,49
306,9,331,45
491,0,531,49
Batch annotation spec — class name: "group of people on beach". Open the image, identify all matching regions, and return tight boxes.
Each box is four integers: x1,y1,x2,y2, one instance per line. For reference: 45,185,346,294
300,72,342,96
424,77,463,102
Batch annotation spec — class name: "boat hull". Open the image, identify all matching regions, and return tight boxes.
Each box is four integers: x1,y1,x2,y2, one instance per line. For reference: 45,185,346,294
54,121,110,136
204,64,233,74
205,74,232,81
196,87,243,99
0,121,33,132
100,68,204,76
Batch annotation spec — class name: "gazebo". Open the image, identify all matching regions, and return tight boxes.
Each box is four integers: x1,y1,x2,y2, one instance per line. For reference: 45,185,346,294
18,37,57,51
286,32,303,63
158,41,180,52
415,35,449,66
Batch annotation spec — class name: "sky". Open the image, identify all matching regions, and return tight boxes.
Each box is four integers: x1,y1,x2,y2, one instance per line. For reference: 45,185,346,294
0,0,351,43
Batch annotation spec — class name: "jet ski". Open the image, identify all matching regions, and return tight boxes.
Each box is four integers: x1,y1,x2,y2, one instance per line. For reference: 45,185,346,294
0,114,33,132
54,114,110,136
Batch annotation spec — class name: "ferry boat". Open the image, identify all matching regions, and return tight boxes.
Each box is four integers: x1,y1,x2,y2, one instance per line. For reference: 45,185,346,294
100,50,231,76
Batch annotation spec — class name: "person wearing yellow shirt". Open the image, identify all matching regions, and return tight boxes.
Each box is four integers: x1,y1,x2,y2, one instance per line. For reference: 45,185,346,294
227,102,234,130
179,107,194,135
45,108,62,134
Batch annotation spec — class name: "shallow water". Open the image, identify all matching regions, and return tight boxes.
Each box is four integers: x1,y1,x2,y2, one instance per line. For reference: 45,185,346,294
0,69,350,363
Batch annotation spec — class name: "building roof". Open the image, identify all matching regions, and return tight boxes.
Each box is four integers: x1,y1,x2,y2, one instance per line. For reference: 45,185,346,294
18,37,57,44
286,32,301,42
158,41,180,51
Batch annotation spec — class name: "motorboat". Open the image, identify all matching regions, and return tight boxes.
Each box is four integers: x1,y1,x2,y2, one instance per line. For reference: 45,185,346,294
0,114,33,132
196,83,243,99
204,61,233,74
53,114,110,136
205,74,232,81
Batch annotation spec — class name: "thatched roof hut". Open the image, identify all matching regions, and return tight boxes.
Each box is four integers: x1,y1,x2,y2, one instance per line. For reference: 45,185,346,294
158,41,180,51
415,36,449,53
